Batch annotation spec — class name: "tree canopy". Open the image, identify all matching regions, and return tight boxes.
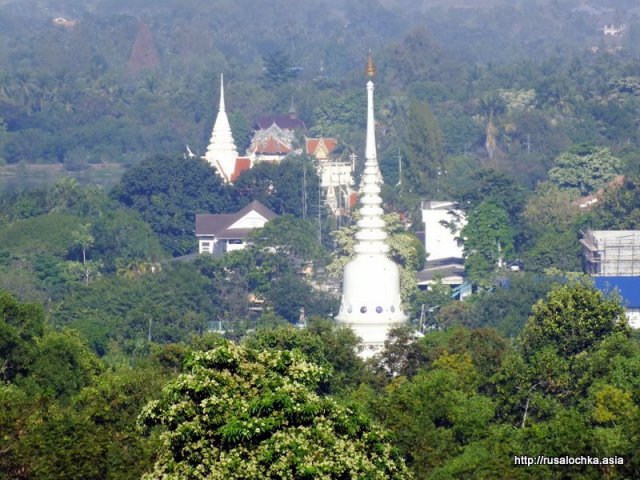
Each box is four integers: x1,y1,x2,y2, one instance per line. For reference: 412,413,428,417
139,342,412,479
111,155,233,255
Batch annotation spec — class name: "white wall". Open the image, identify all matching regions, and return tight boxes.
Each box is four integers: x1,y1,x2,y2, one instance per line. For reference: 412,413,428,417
421,201,465,261
228,211,269,230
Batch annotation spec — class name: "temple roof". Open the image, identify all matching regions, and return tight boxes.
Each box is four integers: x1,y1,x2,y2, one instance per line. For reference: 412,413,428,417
230,157,252,183
252,136,293,155
306,137,337,157
255,114,306,131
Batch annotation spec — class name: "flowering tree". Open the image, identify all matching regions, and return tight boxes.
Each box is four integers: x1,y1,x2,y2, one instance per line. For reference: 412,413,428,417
139,342,412,479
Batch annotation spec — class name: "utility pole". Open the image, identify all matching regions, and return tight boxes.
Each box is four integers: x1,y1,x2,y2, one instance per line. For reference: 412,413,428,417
302,162,307,219
318,181,322,243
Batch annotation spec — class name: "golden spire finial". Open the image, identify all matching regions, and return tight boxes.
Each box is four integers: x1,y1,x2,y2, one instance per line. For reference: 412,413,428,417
365,50,376,77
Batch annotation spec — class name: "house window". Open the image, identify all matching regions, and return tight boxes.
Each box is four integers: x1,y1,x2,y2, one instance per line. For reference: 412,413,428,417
200,241,212,253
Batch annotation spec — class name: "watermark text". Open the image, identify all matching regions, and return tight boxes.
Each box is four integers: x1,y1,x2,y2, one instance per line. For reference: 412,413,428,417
514,455,624,467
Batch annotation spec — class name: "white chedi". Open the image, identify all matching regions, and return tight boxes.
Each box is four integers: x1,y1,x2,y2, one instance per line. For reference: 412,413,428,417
204,73,239,183
335,66,406,358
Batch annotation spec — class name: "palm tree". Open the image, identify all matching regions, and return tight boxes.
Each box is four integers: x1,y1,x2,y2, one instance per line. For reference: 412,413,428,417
478,93,506,161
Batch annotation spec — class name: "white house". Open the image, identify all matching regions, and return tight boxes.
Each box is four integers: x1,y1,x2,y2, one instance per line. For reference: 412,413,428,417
421,200,466,262
418,200,468,295
195,200,277,254
603,24,625,36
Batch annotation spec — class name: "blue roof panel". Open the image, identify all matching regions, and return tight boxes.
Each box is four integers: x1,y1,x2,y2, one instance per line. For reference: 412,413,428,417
594,276,640,308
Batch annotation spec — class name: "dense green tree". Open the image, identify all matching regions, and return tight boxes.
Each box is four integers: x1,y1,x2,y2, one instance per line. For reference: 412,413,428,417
261,50,296,87
243,319,364,394
400,100,444,194
25,329,102,399
264,272,338,323
519,182,584,273
91,208,164,272
0,212,83,257
248,214,327,264
385,27,459,89
112,155,233,256
466,273,560,337
232,155,320,218
140,342,412,479
358,348,494,478
548,146,622,196
5,365,168,480
310,89,365,143
592,175,640,229
521,230,582,274
493,281,632,428
460,201,514,286
456,168,526,221
53,263,216,355
520,280,629,359
523,182,580,235
0,291,45,382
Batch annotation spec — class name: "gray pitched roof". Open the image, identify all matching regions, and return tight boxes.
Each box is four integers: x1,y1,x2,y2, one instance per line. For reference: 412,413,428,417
195,200,277,238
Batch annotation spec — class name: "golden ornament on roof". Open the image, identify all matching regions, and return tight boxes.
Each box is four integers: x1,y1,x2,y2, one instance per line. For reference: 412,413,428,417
365,51,376,77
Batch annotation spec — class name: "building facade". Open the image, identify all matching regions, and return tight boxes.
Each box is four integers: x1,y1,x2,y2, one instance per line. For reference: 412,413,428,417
582,230,640,328
196,201,277,255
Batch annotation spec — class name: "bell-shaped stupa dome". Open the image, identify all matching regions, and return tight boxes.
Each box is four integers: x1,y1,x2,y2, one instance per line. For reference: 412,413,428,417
335,54,406,357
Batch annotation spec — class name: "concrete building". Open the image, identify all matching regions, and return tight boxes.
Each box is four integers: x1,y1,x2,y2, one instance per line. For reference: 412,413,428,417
582,230,640,328
418,201,468,295
581,230,640,276
421,201,465,262
335,54,406,358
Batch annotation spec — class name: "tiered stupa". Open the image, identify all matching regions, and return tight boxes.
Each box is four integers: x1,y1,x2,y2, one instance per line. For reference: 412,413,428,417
335,54,406,357
204,74,246,183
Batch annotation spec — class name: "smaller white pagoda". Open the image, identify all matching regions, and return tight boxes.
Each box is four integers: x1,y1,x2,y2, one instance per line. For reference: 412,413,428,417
204,74,245,183
335,54,406,357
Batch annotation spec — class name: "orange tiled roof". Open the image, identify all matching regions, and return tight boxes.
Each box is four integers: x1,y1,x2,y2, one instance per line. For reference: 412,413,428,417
306,137,337,157
231,157,252,183
254,136,292,155
349,191,358,208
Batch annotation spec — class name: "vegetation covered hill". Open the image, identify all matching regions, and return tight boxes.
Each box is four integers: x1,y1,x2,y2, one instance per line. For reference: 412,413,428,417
2,0,640,478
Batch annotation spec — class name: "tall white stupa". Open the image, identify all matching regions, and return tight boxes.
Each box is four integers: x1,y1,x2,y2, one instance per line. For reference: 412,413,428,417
204,74,240,183
335,54,406,357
